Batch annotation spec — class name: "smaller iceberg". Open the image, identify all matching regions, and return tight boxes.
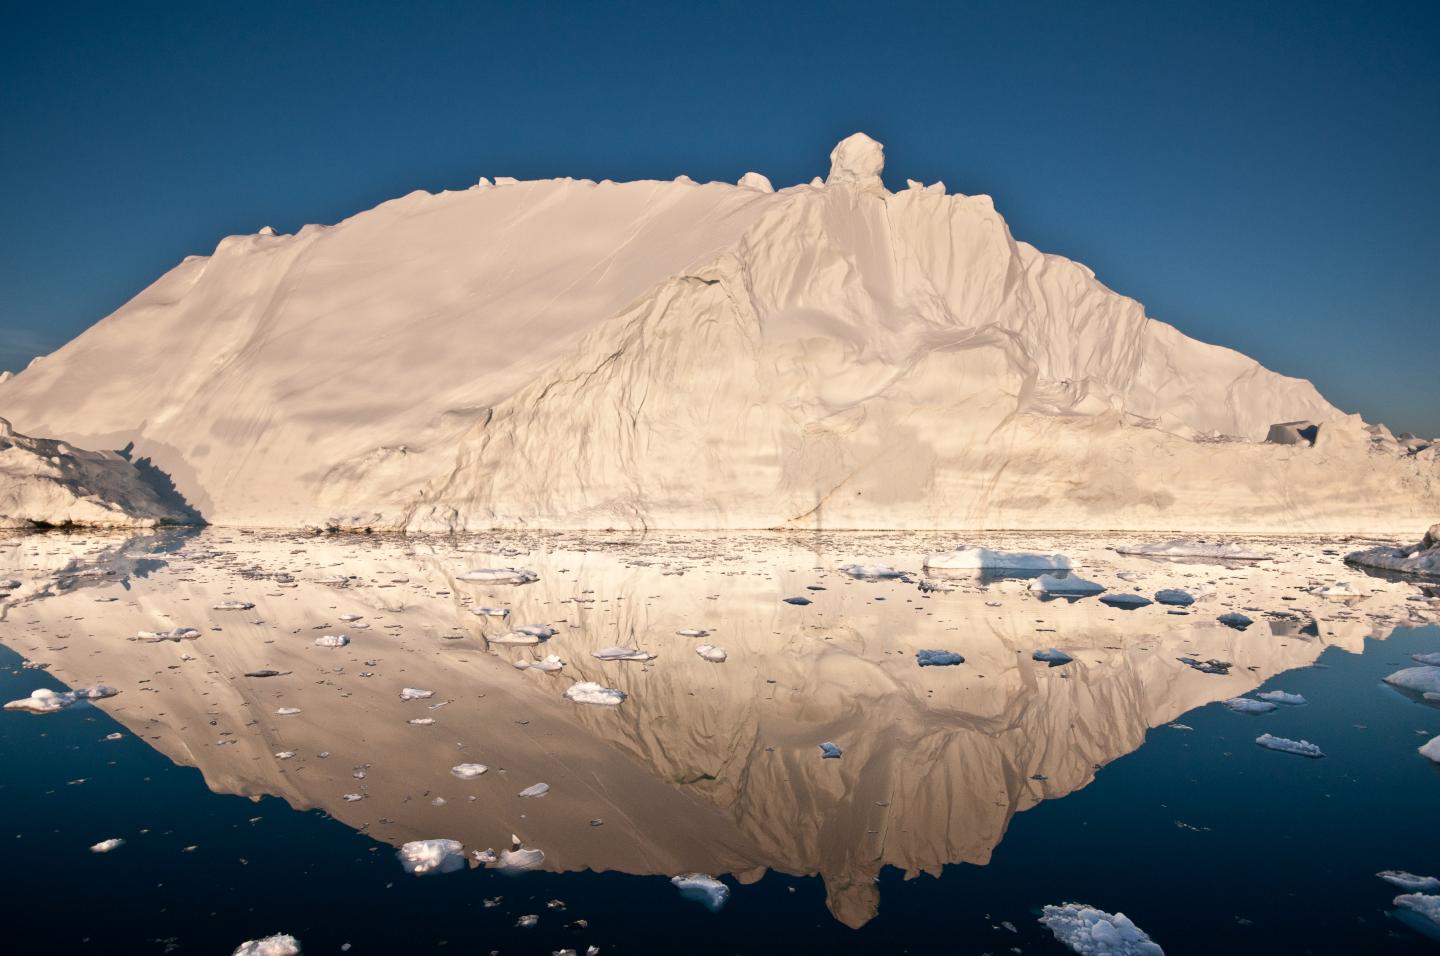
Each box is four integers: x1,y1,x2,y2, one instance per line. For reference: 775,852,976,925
397,839,465,875
916,649,964,667
1038,902,1164,955
1255,733,1324,758
923,547,1071,571
671,873,730,911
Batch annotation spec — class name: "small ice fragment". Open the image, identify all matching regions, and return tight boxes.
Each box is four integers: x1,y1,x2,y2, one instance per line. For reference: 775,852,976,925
516,654,566,673
923,547,1070,571
1179,657,1231,675
1154,589,1195,607
275,751,295,759
491,624,557,645
1029,574,1106,597
677,628,709,637
500,836,545,869
275,707,302,716
244,669,286,678
1255,733,1324,758
840,564,907,580
314,634,349,648
671,873,730,911
470,606,510,618
4,685,119,714
473,848,498,865
408,717,435,726
90,838,124,853
916,649,964,667
451,763,488,779
518,782,550,798
338,613,363,622
515,914,538,928
135,626,202,642
1099,593,1152,610
1217,612,1254,630
695,644,728,663
1380,871,1440,892
783,596,812,606
1223,698,1277,715
591,646,655,662
564,681,625,706
232,934,301,956
212,600,255,611
400,687,435,701
1033,649,1073,667
397,838,465,875
819,742,843,759
458,568,538,585
1117,539,1269,561
1256,690,1307,706
1038,902,1163,956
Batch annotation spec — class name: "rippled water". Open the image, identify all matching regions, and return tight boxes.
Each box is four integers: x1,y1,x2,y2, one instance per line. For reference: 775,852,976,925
1,529,1437,953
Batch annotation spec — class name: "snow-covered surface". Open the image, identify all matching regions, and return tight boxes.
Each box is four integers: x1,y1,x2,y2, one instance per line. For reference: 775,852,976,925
1038,902,1164,955
923,547,1071,571
1117,539,1270,561
0,418,190,529
3,136,1435,533
1346,524,1440,579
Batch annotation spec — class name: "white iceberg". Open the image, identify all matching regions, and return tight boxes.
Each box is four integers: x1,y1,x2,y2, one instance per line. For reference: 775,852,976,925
839,564,907,580
397,838,465,875
1255,733,1324,758
514,654,566,673
1422,736,1440,764
4,685,119,714
1394,893,1440,932
1380,871,1440,892
676,628,709,637
1117,539,1269,561
1255,690,1307,706
314,634,349,648
1384,667,1440,696
212,600,255,610
1346,524,1440,579
923,547,1071,571
135,626,201,642
591,646,656,662
90,838,125,853
399,687,435,701
232,934,301,956
671,873,730,911
1223,698,1277,715
450,763,488,779
518,782,550,798
695,644,727,663
564,681,625,706
1038,902,1163,955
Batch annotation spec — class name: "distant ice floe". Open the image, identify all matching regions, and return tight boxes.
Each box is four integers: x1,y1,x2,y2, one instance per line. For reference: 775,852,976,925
783,596,812,605
458,568,538,585
90,838,125,853
592,646,656,662
399,687,435,701
1223,698,1277,715
1346,524,1440,579
916,649,964,667
1310,581,1368,600
672,873,730,911
1380,871,1440,892
840,564,908,580
232,934,301,956
451,763,488,779
274,707,301,716
212,600,255,611
1038,902,1163,955
564,681,625,706
1117,539,1269,561
514,654,566,673
314,634,349,647
1256,690,1307,706
1029,574,1106,597
4,685,118,714
397,838,465,875
1033,649,1074,667
923,547,1071,571
135,626,201,642
1099,593,1152,610
695,644,727,663
1384,667,1440,696
1255,733,1325,758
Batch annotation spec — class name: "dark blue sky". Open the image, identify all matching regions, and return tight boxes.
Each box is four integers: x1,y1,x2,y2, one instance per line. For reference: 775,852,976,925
3,0,1437,435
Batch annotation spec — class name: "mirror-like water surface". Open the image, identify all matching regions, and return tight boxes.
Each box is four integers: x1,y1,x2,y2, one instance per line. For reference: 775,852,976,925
1,530,1437,953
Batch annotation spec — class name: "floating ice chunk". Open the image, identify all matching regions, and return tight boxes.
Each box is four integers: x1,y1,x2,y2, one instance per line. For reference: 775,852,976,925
275,707,302,716
1255,733,1324,758
400,687,436,701
458,568,538,585
491,624,557,645
275,751,296,759
1412,653,1440,666
695,644,727,662
213,600,255,610
1038,902,1163,956
671,873,730,911
1384,667,1440,696
819,742,843,759
1154,589,1195,607
515,914,538,928
924,547,1071,571
1380,871,1440,892
840,564,907,580
1033,649,1074,667
592,646,655,662
314,634,349,648
90,838,124,853
472,848,498,865
1421,736,1440,764
1217,612,1254,630
451,763,488,779
1223,698,1277,715
564,681,625,706
1256,690,1307,706
1310,581,1367,600
1118,539,1269,561
1099,593,1152,609
518,782,550,798
1346,526,1440,579
135,626,201,642
470,606,510,618
916,649,964,667
500,836,545,869
338,613,363,622
1394,893,1440,932
515,654,566,673
783,596,812,605
4,685,118,714
1029,574,1105,597
245,669,287,678
232,934,301,956
408,718,435,726
397,839,465,875
676,628,709,637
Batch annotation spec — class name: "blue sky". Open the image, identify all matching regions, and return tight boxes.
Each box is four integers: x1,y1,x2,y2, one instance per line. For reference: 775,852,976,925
3,0,1437,435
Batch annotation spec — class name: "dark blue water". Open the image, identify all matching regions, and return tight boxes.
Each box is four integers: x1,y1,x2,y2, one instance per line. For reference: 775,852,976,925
2,627,1438,954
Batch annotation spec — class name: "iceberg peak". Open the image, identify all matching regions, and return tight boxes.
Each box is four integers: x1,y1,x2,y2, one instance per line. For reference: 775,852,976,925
827,132,885,191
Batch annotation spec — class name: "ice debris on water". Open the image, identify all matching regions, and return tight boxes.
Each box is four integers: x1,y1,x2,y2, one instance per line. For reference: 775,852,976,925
1380,871,1440,892
1412,652,1440,666
671,873,730,911
1038,902,1164,956
695,644,727,662
840,563,908,580
135,626,201,642
232,934,301,956
397,839,465,875
1386,666,1440,696
1117,539,1269,561
458,568,538,585
1256,690,1306,706
518,782,550,798
213,600,255,611
4,685,118,714
1223,697,1276,714
275,707,302,716
564,681,625,706
314,634,349,647
90,838,124,853
491,624,558,645
1420,736,1440,764
514,654,566,673
1029,573,1105,597
783,596,812,605
916,649,964,667
1099,593,1152,609
451,763,488,779
1393,893,1440,933
819,742,843,759
1255,733,1324,758
591,646,655,662
500,835,544,869
399,687,435,701
923,547,1070,571
1033,648,1073,667
470,606,510,618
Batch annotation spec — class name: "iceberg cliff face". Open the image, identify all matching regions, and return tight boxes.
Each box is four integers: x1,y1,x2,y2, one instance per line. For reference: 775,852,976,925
0,134,1434,530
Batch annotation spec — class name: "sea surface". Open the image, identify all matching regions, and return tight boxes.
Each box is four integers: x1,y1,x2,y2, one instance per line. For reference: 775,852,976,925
1,528,1437,954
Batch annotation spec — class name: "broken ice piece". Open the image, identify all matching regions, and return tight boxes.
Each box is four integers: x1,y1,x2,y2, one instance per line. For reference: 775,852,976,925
1028,574,1105,597
840,564,907,580
563,681,625,706
451,763,488,779
1154,588,1195,606
518,782,550,798
5,685,119,714
1255,733,1324,758
916,649,964,667
314,634,349,647
695,644,727,663
458,568,538,585
397,839,465,875
1033,649,1073,667
676,628,709,637
591,646,655,662
783,596,812,606
819,742,843,759
1223,698,1277,715
275,707,302,716
1256,690,1307,706
232,934,301,956
212,601,255,611
1099,593,1153,610
470,606,510,618
671,873,730,911
1038,902,1162,956
90,838,124,853
399,687,435,701
1379,871,1440,892
1218,612,1254,630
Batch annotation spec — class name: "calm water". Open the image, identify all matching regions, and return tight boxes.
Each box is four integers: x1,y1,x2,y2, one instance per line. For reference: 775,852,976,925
1,529,1437,954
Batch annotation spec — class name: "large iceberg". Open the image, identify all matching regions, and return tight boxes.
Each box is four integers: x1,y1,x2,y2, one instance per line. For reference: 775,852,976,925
1,136,1434,533
1346,524,1440,579
1038,903,1164,955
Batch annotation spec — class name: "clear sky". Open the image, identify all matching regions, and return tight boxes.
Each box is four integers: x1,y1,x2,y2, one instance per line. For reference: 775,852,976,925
3,0,1437,436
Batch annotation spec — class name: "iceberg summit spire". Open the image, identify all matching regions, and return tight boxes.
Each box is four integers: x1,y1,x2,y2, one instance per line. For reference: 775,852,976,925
826,132,885,192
